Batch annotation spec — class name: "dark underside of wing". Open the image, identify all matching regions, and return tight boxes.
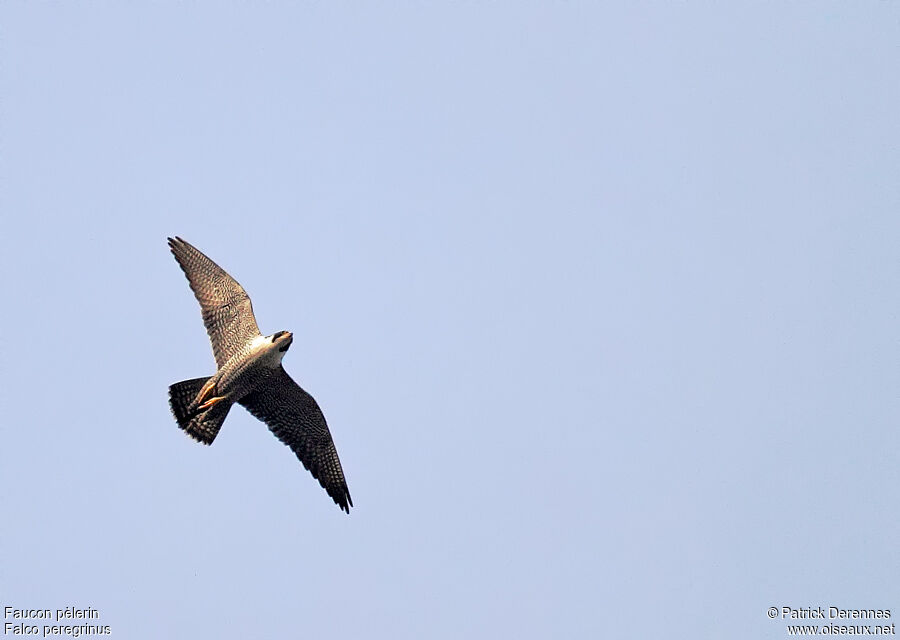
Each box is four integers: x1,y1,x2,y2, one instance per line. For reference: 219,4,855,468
239,367,352,513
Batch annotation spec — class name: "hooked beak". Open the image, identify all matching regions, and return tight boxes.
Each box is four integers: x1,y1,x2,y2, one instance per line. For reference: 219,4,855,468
278,331,294,353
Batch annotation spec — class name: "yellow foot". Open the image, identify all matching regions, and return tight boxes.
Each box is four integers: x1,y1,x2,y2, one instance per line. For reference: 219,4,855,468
199,395,225,410
197,379,217,405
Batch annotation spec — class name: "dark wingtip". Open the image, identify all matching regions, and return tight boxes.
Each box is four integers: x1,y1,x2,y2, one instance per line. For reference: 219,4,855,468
168,237,191,263
339,489,353,514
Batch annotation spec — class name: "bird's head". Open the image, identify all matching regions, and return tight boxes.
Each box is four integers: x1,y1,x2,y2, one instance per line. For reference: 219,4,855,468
271,330,293,353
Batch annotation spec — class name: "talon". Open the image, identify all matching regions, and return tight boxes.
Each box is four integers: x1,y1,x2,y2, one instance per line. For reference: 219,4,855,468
197,379,217,404
199,395,225,410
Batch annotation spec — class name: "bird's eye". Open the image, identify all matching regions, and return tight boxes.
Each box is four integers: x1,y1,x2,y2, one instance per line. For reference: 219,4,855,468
272,331,285,341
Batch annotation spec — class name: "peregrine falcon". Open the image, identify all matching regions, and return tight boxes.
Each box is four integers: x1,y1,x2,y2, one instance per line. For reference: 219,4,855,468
166,237,352,513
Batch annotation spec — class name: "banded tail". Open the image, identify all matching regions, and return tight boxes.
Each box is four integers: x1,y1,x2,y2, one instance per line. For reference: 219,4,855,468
168,377,231,445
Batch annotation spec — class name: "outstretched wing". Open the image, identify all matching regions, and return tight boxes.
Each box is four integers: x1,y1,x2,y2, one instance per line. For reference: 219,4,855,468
168,237,261,368
239,367,352,513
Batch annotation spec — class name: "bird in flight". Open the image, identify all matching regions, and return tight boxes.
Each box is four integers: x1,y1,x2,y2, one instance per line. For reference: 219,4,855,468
166,237,352,513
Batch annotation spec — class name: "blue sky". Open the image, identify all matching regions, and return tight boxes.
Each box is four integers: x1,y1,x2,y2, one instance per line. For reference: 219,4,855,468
1,3,898,638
